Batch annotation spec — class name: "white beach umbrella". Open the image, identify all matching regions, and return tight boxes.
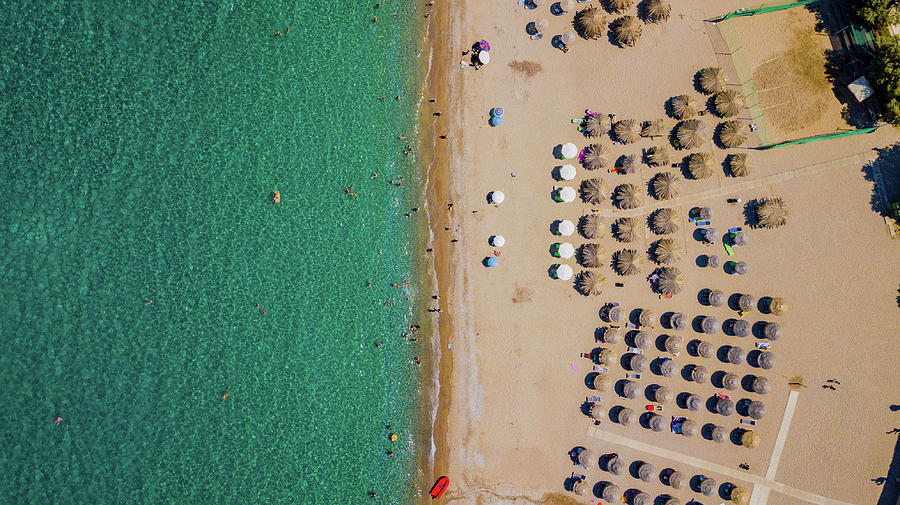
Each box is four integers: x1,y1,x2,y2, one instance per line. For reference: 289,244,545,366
488,190,505,204
478,51,490,64
490,235,505,247
557,219,575,236
556,242,575,259
561,142,578,159
558,186,576,202
553,263,574,280
559,164,576,180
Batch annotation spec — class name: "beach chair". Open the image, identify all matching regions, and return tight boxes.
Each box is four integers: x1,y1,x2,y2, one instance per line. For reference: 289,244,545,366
695,220,711,226
586,396,601,403
755,342,771,350
724,243,734,256
737,310,748,317
626,347,643,354
729,227,743,233
626,372,641,380
571,118,584,124
592,365,609,373
740,418,757,426
625,322,639,330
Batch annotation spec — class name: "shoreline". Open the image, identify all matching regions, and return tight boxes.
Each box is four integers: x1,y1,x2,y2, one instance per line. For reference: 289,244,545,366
417,0,459,502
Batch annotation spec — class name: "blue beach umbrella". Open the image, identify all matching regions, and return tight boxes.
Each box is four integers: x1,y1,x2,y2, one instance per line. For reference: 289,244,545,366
485,257,499,268
490,115,503,127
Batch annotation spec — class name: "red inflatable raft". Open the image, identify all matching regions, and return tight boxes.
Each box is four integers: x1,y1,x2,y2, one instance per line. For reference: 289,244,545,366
430,476,449,499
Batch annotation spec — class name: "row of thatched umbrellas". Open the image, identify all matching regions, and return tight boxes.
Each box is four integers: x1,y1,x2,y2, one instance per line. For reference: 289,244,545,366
571,453,754,504
583,115,749,149
601,304,787,328
574,3,671,47
607,379,770,417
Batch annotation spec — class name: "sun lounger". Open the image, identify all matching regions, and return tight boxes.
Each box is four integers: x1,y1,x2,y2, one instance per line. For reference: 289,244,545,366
586,396,601,403
729,227,742,233
592,365,608,373
724,243,734,256
689,217,697,223
740,418,757,426
738,310,748,317
756,342,771,350
695,220,710,226
625,322,639,330
571,118,584,123
627,347,643,354
626,372,641,380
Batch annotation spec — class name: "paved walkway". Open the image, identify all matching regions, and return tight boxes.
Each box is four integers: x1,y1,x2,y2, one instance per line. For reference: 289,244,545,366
585,391,852,505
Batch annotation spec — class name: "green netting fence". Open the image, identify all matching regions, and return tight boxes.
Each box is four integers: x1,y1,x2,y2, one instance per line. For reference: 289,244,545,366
716,0,819,21
757,125,882,149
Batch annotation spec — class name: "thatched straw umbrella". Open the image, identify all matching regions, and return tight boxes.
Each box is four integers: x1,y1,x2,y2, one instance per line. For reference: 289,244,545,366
686,394,703,411
578,448,595,467
687,152,715,179
671,94,699,119
580,214,605,239
612,16,642,47
715,89,744,117
572,480,586,496
617,154,637,175
649,412,667,431
633,492,652,505
741,430,760,449
629,353,648,372
681,419,699,437
647,146,671,166
621,380,639,399
652,172,682,200
722,372,740,390
614,217,639,242
601,483,621,502
535,18,549,32
664,335,683,354
607,306,621,323
708,254,722,268
763,322,782,340
582,143,610,170
608,455,625,475
602,327,621,344
575,6,607,39
700,477,718,496
590,403,606,420
756,197,788,229
657,266,685,295
731,319,750,337
580,177,609,204
692,365,709,383
699,66,726,94
697,341,714,358
659,358,676,378
638,309,655,327
751,376,771,394
645,0,672,23
614,183,643,209
580,243,605,268
719,120,748,147
637,462,656,482
668,470,686,489
653,238,681,265
699,206,713,220
732,261,749,275
676,119,706,149
702,228,720,244
614,119,641,143
652,208,680,235
618,407,636,425
669,312,687,330
606,0,632,13
641,119,666,138
732,231,748,246
711,425,728,443
729,153,751,177
633,331,652,349
769,296,788,315
716,397,735,416
727,346,746,364
593,374,612,392
654,386,673,404
737,294,756,312
731,486,751,505
614,248,644,275
597,348,617,366
577,271,606,296
583,113,610,138
700,315,718,334
708,289,725,307
747,400,766,420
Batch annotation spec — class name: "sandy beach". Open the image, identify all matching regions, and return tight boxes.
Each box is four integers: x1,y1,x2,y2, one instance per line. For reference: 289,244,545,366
424,1,900,505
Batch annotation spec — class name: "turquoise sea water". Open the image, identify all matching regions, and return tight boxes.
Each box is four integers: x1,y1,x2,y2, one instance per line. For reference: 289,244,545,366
0,1,426,503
